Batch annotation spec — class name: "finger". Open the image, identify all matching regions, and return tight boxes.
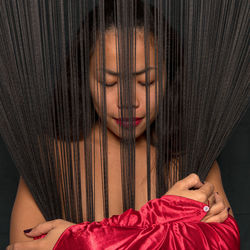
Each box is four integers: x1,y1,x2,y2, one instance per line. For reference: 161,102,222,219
180,173,203,190
202,207,229,223
209,193,226,214
196,181,214,202
24,220,56,237
214,192,224,205
201,193,226,222
207,192,216,207
202,201,224,219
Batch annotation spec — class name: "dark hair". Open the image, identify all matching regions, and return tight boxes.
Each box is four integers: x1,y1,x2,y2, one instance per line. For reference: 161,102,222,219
55,0,183,192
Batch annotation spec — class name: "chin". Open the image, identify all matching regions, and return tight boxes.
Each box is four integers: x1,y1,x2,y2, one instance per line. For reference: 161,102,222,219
113,126,146,140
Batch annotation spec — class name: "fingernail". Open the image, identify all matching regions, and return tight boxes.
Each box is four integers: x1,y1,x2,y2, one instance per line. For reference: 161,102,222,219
227,207,230,212
24,228,33,234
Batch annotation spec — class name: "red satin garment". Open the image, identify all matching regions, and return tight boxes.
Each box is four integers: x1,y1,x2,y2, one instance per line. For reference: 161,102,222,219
35,195,240,249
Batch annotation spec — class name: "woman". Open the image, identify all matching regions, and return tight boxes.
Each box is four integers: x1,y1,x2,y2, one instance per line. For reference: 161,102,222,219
7,1,239,249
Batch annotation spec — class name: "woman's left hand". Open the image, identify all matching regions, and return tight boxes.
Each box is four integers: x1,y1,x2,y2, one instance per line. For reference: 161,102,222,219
200,192,229,223
6,219,75,250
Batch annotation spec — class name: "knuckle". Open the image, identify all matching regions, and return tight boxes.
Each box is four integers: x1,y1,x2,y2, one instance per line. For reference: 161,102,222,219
205,181,214,191
190,173,200,182
197,192,207,202
207,182,214,189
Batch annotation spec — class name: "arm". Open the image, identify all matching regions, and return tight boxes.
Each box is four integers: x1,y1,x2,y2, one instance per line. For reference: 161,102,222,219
51,195,240,250
205,161,234,217
9,176,46,243
7,173,239,249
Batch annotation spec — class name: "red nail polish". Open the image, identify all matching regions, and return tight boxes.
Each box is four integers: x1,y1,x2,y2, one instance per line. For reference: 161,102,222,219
24,228,32,233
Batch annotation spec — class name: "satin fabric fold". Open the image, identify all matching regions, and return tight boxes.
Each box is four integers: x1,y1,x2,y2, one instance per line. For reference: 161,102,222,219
35,195,240,249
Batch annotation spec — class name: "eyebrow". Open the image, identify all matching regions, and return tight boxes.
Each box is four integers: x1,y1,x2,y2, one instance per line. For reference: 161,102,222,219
98,67,156,76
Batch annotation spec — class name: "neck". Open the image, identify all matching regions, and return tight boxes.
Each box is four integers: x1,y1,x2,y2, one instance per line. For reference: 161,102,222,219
91,122,147,148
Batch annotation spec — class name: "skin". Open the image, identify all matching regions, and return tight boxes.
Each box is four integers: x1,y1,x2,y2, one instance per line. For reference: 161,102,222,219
84,29,161,220
8,169,232,250
8,29,233,249
89,29,160,139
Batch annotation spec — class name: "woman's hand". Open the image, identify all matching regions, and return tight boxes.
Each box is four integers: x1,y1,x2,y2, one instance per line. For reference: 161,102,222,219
200,192,229,223
165,173,229,223
165,173,214,203
6,219,75,250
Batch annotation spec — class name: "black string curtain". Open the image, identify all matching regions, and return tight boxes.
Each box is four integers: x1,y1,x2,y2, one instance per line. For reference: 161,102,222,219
0,0,249,223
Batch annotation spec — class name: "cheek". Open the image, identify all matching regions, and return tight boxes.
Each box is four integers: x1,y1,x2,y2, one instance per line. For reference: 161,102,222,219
149,88,157,116
105,90,117,113
91,86,118,115
90,84,103,115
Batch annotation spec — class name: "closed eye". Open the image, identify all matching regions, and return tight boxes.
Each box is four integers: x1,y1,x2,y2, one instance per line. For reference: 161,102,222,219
99,81,117,87
138,80,155,86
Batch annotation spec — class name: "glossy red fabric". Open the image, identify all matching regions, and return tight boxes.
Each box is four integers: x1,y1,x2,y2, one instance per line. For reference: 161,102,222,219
35,195,240,249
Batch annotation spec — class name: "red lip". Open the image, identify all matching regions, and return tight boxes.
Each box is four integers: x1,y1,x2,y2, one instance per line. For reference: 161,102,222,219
114,117,143,127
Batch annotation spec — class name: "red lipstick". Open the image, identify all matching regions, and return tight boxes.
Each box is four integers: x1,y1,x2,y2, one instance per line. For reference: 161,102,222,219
115,118,143,128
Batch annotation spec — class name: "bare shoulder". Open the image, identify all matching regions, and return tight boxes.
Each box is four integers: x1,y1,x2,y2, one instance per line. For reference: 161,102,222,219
205,161,234,217
10,176,46,243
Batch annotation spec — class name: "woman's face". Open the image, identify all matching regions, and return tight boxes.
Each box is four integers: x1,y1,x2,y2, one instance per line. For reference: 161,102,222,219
89,29,163,139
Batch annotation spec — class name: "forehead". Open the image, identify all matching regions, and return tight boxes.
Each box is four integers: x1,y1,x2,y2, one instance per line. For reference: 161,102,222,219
91,29,156,70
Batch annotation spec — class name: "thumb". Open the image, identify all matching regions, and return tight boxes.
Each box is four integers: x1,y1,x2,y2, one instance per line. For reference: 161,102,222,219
24,221,54,237
182,173,204,190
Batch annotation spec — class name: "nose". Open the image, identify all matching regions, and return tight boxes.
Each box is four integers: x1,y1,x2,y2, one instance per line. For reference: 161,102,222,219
117,91,140,109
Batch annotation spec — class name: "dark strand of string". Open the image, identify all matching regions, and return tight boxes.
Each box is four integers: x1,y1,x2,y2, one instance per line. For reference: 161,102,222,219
179,0,184,182
99,0,109,219
80,0,91,222
129,0,136,210
27,0,57,219
143,0,151,202
117,0,126,211
155,0,163,196
0,0,249,223
79,0,91,223
36,0,62,220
